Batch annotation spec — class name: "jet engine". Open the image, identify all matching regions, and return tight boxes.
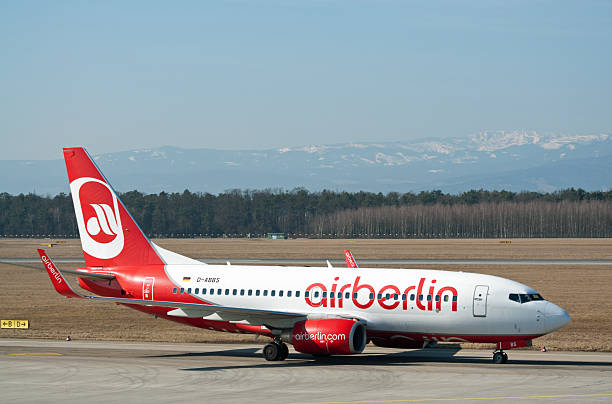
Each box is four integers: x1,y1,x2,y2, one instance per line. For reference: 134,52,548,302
282,318,366,355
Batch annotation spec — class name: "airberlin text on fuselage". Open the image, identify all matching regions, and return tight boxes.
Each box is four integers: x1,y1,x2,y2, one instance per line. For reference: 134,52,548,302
305,276,458,312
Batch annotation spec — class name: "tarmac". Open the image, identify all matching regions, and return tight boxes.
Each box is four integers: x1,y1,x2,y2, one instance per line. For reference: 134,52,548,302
4,257,612,265
1,339,611,403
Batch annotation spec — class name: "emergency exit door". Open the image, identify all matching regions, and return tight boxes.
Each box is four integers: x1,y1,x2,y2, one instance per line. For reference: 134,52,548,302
473,285,489,317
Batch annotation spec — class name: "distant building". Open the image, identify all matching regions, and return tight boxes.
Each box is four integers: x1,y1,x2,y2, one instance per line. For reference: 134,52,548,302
266,233,286,240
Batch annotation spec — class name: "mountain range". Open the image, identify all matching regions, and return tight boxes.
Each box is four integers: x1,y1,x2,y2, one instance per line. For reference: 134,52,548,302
2,131,611,195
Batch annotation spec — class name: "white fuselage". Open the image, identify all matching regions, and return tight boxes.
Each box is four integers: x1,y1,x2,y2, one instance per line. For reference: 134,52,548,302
163,264,570,340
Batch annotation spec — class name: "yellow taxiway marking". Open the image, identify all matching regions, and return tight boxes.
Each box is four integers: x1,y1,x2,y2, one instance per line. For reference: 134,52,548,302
8,352,63,356
289,393,612,404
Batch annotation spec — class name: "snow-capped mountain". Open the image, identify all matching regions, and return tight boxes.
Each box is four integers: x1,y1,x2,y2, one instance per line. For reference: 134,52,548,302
3,131,611,195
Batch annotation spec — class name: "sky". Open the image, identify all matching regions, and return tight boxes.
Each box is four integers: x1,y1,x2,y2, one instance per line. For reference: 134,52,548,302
1,0,611,160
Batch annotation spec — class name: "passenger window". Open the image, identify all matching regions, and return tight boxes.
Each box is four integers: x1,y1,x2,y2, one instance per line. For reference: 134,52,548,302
410,294,415,301
287,291,292,297
271,290,276,297
394,294,399,300
353,293,358,299
225,289,230,295
256,290,260,296
377,294,382,300
435,295,440,301
240,289,245,296
452,296,457,302
369,293,374,299
187,288,192,294
444,295,449,302
419,295,423,301
248,290,253,296
304,291,309,298
263,290,268,296
209,288,214,295
172,288,177,294
202,289,206,295
180,288,184,294
194,288,199,294
322,292,327,298
232,289,237,296
345,292,350,299
427,295,432,301
279,290,283,297
314,291,319,298
401,294,406,301
295,291,300,298
217,289,222,295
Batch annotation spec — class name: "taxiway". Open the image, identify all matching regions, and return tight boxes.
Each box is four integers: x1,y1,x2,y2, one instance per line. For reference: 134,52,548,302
0,339,611,403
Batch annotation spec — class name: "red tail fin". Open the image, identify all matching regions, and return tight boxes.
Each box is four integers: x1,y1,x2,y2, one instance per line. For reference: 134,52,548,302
64,147,163,267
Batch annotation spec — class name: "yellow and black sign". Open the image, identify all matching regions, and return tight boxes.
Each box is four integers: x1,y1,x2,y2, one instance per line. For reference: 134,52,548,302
1,320,29,329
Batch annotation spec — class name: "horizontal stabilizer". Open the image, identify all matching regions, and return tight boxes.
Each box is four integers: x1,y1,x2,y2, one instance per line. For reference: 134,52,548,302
59,268,115,280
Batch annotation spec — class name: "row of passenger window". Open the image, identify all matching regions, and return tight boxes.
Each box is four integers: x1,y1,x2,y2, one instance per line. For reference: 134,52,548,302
173,287,302,298
172,287,457,302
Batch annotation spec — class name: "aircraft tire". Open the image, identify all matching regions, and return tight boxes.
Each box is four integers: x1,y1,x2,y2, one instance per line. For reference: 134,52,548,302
279,343,289,360
263,343,281,361
493,352,504,364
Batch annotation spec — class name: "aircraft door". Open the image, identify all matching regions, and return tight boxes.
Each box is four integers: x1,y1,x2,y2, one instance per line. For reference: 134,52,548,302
473,285,489,317
143,277,155,301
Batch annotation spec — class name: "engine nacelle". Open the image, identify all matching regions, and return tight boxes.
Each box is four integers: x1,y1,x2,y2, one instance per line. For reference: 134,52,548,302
282,319,367,355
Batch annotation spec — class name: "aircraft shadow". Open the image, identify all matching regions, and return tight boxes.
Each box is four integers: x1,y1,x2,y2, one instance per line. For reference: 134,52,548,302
170,348,612,372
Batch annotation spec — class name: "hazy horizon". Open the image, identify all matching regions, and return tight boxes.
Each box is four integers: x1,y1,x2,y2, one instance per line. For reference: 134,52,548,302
1,1,611,160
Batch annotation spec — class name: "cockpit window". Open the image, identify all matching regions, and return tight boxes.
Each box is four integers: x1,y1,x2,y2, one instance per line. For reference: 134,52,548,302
509,293,545,303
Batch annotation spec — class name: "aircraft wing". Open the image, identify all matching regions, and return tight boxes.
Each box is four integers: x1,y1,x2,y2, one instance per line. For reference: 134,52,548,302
344,249,359,268
38,249,311,329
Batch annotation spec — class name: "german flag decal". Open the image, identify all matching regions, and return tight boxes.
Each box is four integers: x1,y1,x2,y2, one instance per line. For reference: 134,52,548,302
182,276,191,282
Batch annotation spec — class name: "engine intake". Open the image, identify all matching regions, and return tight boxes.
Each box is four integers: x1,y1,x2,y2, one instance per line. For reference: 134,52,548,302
283,319,366,355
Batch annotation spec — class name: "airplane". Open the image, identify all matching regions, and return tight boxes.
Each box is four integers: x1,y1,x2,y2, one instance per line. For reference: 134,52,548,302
39,147,570,364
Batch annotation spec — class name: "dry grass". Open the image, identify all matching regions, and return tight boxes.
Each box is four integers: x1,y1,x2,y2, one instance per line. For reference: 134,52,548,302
1,238,611,351
3,237,612,260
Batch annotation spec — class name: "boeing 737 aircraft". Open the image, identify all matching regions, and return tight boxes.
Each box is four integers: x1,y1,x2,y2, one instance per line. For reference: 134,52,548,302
39,147,570,363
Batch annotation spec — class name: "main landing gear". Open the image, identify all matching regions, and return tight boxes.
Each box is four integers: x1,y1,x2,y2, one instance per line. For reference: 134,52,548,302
263,338,289,361
493,350,508,364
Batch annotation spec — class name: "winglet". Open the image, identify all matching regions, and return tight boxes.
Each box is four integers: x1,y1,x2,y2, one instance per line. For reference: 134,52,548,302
37,249,83,298
344,249,359,268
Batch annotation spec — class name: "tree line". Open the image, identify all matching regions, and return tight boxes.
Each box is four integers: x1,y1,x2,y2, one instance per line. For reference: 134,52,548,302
1,188,611,238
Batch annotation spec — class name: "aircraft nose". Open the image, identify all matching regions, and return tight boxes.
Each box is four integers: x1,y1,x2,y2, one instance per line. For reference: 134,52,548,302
544,302,571,331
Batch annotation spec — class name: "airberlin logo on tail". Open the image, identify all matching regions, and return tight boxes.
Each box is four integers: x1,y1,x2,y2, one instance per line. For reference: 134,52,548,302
86,203,119,237
70,177,124,259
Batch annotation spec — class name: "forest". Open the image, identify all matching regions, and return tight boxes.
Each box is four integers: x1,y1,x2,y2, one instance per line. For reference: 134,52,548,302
1,188,611,238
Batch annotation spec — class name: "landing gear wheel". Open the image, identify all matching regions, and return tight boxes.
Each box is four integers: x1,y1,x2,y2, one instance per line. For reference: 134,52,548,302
263,343,281,361
279,343,289,360
493,351,506,364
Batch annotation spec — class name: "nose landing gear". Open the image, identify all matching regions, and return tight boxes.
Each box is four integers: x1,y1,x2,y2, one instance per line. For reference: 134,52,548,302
493,350,508,364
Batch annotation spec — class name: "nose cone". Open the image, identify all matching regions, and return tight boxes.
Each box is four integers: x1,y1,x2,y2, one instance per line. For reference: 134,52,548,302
545,302,571,332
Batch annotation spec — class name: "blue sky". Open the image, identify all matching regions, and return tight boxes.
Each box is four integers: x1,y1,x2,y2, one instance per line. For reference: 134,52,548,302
1,0,611,160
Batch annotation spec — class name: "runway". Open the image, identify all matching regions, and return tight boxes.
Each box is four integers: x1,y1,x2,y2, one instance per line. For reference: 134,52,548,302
4,257,612,266
1,339,611,404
